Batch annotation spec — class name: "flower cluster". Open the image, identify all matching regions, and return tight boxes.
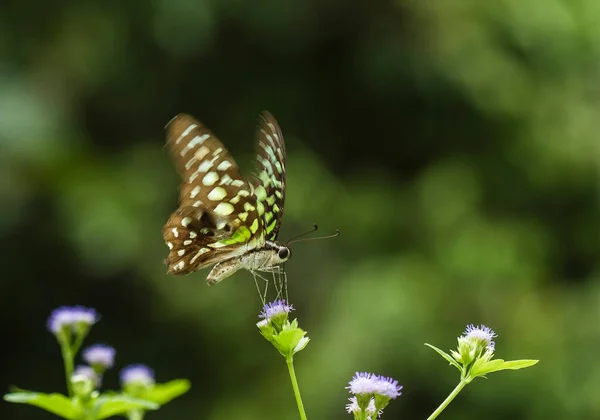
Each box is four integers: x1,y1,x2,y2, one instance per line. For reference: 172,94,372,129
120,364,156,397
451,324,497,366
45,305,159,399
346,372,402,419
5,304,190,420
257,300,309,358
83,344,116,370
259,299,295,320
47,306,98,336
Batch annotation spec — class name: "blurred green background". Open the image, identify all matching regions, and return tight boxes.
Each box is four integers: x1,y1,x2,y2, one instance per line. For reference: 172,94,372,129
2,0,599,419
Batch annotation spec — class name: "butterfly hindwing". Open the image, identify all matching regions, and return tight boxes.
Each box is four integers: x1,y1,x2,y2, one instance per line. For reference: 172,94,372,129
253,111,287,241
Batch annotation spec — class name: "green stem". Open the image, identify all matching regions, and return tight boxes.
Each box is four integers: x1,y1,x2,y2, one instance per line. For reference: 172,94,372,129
61,343,74,397
286,357,307,420
72,332,87,356
426,380,468,420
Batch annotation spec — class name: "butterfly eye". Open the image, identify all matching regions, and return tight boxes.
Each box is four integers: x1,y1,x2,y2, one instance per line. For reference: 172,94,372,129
278,248,290,260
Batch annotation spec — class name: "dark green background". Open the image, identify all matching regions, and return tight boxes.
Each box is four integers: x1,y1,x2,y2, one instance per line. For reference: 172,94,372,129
2,1,599,419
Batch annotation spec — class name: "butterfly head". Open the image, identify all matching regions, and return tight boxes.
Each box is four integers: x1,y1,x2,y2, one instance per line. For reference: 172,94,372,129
265,241,292,266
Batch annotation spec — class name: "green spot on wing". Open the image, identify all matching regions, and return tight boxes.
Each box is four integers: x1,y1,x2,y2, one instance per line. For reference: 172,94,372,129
267,219,277,234
221,226,252,244
265,212,273,224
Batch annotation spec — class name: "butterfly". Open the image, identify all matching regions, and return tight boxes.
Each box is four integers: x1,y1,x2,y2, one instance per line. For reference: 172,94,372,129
162,111,290,289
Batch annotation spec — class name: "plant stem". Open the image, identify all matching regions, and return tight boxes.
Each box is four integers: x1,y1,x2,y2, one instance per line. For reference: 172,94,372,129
426,380,468,420
61,343,74,397
286,357,307,420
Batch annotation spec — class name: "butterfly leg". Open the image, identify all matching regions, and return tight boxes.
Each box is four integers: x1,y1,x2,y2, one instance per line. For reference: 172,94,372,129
251,270,269,306
271,266,288,302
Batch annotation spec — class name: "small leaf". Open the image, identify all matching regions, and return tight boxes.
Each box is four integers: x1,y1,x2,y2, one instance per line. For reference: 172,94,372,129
495,359,539,370
93,395,159,419
4,392,79,419
143,379,191,404
470,359,505,377
273,328,307,357
425,344,462,371
473,359,539,376
293,337,310,354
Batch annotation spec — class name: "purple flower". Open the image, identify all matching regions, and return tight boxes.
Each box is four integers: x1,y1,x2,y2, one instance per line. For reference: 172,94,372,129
72,365,100,387
346,396,377,416
47,306,99,334
120,364,155,387
347,372,402,399
372,375,402,399
463,324,496,350
346,372,377,395
259,300,294,320
82,344,116,369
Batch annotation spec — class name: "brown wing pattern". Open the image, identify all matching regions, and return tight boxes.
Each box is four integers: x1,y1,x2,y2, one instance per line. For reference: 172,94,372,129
252,111,287,241
162,113,262,275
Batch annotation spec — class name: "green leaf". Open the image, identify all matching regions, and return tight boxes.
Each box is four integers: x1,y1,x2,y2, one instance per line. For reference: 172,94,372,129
425,343,462,371
142,380,191,405
496,359,539,370
470,358,504,377
4,392,79,419
273,328,307,357
472,359,539,376
93,395,159,419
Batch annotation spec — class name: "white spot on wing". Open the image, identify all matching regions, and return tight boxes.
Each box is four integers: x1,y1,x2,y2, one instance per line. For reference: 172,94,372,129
190,186,201,198
219,174,233,185
180,134,210,156
231,180,244,187
217,160,232,171
195,145,210,160
198,159,214,172
202,171,219,186
175,124,197,144
190,247,210,263
171,227,179,237
181,217,193,227
208,186,227,201
214,202,235,216
177,249,186,256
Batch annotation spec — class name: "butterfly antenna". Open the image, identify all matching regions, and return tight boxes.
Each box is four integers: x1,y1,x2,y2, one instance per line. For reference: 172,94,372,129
286,224,340,246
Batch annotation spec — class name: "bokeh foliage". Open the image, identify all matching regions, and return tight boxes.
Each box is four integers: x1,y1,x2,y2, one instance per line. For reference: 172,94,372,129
1,0,599,419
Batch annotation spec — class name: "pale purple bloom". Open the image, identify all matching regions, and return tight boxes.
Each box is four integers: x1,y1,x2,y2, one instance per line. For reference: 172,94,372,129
346,396,361,414
346,396,377,416
347,372,402,399
82,344,116,369
346,372,377,395
259,300,294,320
72,365,100,386
464,324,496,350
372,375,402,399
120,364,155,387
47,306,98,333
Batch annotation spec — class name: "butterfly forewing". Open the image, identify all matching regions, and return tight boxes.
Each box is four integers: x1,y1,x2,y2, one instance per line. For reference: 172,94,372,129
163,114,264,275
253,111,287,241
